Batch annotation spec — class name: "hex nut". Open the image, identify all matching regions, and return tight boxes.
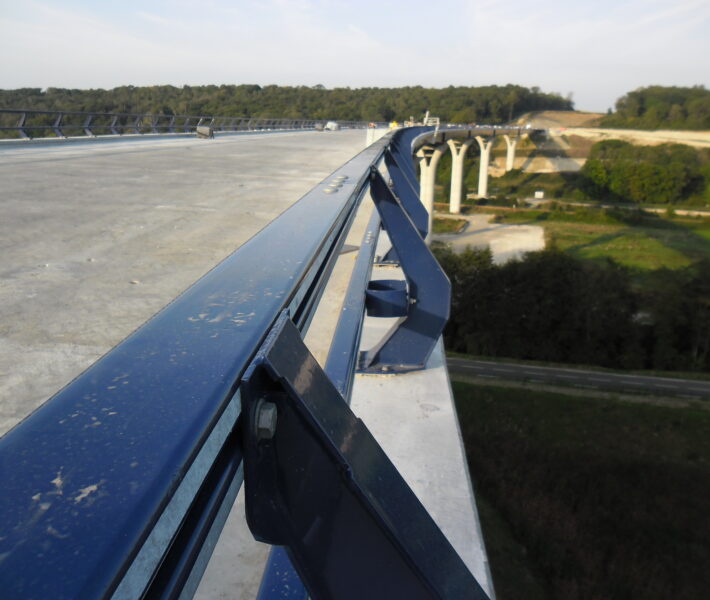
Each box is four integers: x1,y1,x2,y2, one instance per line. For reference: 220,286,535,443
256,400,278,441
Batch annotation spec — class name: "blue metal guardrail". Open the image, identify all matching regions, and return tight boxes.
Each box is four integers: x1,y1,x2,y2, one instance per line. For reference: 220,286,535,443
0,126,492,599
0,109,381,139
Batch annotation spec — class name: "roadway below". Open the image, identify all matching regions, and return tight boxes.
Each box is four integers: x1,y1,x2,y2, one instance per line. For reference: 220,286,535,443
447,356,710,400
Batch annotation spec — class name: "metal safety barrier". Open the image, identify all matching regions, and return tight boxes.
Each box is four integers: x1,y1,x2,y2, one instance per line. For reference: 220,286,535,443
0,126,494,599
0,109,380,140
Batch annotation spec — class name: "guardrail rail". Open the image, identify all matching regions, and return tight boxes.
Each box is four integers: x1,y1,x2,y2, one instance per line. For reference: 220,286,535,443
0,109,381,140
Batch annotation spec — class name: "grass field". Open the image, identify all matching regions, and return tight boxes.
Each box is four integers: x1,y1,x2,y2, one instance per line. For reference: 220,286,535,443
452,380,710,600
432,217,468,234
491,208,710,272
487,171,583,201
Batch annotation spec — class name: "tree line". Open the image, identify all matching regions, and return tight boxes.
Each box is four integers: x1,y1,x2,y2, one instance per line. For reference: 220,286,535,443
0,84,572,123
434,245,710,372
601,85,710,130
580,140,710,205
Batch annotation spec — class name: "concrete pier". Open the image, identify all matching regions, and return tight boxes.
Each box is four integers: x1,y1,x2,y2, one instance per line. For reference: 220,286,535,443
447,138,474,213
475,135,495,198
503,134,518,172
416,143,447,236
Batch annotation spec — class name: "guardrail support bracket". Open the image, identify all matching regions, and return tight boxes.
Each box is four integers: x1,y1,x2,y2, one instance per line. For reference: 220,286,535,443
358,168,450,373
241,312,488,600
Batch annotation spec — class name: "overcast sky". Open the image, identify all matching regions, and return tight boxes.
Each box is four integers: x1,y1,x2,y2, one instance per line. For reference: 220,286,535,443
1,0,708,112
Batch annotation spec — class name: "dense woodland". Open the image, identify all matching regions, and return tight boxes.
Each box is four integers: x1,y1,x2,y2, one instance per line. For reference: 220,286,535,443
4,84,709,130
601,85,710,130
434,245,710,373
0,84,572,122
579,141,710,205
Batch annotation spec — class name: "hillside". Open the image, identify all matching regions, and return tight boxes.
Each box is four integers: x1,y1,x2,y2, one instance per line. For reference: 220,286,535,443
517,110,604,128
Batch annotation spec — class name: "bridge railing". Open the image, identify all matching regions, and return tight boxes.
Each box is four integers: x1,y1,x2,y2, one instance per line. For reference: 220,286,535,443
0,108,379,139
0,126,493,599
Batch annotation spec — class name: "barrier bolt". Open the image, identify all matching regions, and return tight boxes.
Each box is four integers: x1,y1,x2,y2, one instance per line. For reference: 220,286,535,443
255,399,278,440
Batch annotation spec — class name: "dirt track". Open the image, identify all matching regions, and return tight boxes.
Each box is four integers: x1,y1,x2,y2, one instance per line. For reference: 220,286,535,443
433,214,544,263
557,127,710,149
522,110,710,149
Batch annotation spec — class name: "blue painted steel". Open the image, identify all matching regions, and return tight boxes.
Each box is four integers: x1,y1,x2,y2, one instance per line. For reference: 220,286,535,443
389,126,429,188
365,279,408,317
359,169,451,372
256,548,309,600
241,312,490,600
141,428,244,599
324,209,380,399
0,139,389,599
384,149,429,238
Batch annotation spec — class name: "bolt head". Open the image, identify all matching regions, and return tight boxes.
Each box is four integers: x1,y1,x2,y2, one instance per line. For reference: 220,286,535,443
256,401,278,441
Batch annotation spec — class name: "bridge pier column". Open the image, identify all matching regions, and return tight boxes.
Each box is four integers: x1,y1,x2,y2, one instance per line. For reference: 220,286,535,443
475,136,495,198
503,134,518,172
447,138,473,214
417,144,447,240
416,143,447,239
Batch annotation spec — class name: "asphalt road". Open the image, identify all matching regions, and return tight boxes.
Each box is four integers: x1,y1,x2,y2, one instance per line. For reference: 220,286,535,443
446,356,710,399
